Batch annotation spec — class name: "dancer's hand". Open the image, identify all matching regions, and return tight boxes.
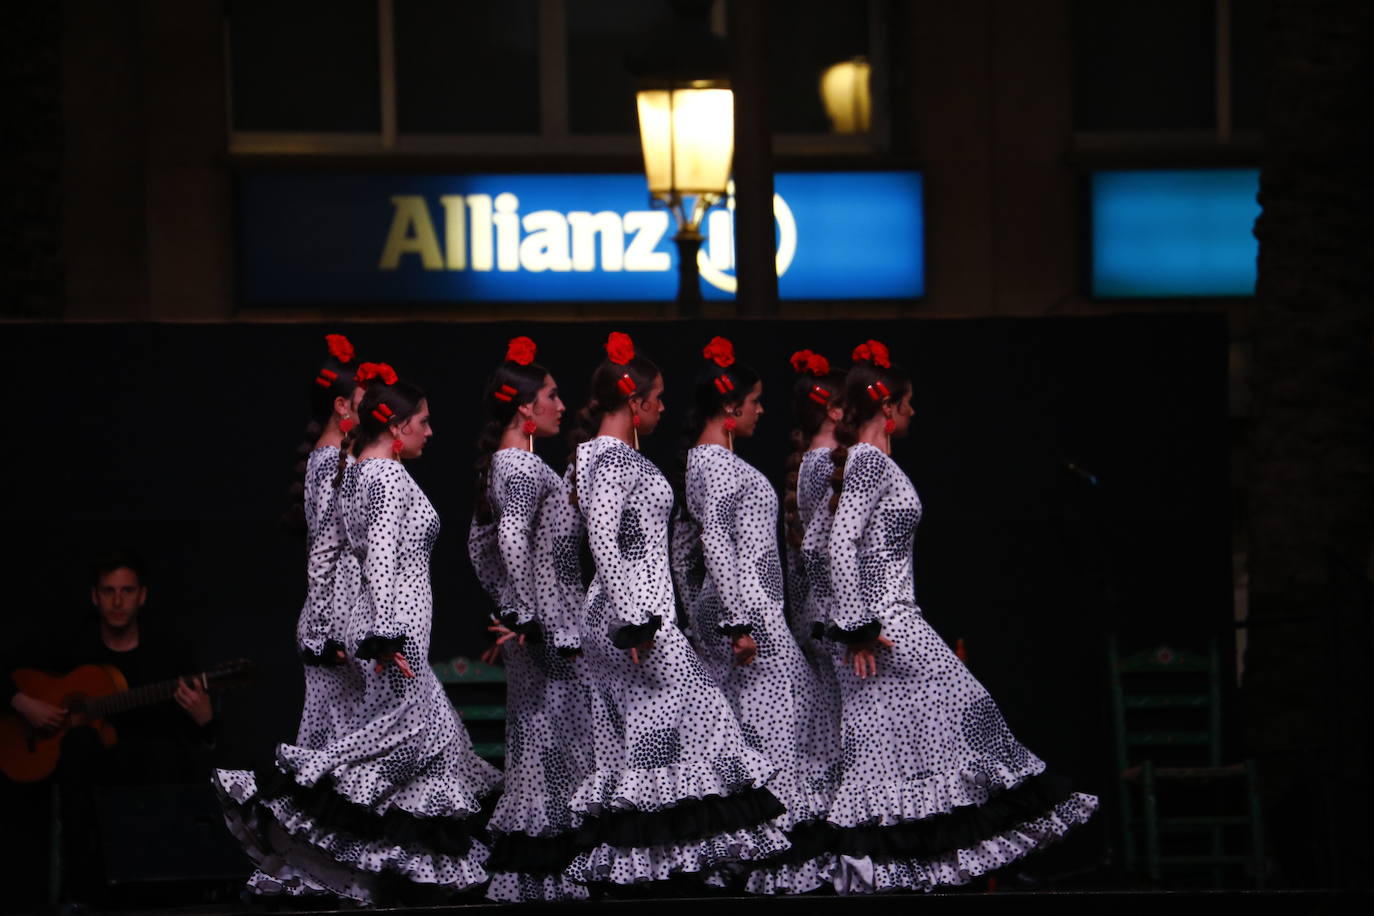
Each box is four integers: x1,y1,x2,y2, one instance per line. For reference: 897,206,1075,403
628,640,654,665
845,636,894,679
480,624,525,664
375,651,415,678
732,633,758,666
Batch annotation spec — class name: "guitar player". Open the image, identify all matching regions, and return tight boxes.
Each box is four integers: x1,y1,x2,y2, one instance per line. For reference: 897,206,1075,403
1,550,227,907
4,550,217,784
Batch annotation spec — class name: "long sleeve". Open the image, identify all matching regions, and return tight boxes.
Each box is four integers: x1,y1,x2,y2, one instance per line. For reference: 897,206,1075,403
467,515,504,610
826,446,890,642
355,466,414,659
299,449,345,659
534,470,586,652
687,451,754,635
582,446,660,646
493,463,542,633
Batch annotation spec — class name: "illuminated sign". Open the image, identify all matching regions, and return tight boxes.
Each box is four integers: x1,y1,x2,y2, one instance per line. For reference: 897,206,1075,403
1091,169,1260,297
239,172,923,303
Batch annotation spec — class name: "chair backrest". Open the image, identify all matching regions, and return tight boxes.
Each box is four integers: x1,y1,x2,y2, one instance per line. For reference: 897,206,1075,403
1108,637,1222,772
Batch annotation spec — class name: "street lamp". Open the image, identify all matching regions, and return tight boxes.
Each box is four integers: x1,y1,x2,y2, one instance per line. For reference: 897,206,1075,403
629,12,733,314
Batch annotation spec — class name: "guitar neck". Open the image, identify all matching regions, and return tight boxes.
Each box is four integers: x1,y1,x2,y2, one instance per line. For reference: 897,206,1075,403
87,671,205,719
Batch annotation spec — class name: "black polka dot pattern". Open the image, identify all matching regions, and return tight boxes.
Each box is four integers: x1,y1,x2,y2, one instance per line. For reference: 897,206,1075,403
569,436,789,885
672,444,829,893
214,456,502,904
469,449,597,902
824,443,1098,892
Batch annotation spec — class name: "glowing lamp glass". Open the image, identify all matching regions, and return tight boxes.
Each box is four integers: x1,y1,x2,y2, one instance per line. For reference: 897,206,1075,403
635,84,734,197
819,58,872,134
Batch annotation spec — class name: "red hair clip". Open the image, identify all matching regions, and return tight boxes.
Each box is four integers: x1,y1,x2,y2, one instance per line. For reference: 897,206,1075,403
315,368,339,388
712,374,735,395
616,373,638,396
493,384,518,403
371,403,395,424
808,384,832,405
865,380,892,402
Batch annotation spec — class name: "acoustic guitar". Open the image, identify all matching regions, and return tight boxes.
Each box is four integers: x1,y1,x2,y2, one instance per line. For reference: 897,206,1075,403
0,658,255,783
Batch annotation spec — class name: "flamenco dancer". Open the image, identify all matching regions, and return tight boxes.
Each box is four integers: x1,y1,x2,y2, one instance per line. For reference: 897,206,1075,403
214,370,501,904
468,336,596,902
822,340,1097,893
288,335,365,752
565,331,791,886
780,348,847,842
671,336,830,894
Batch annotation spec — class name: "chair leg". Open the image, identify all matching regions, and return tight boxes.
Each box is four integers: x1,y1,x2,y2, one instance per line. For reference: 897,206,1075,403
1246,759,1266,889
1142,761,1160,885
1119,779,1138,874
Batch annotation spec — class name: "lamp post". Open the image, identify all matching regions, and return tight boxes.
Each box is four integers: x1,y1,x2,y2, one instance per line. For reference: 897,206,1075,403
629,7,733,315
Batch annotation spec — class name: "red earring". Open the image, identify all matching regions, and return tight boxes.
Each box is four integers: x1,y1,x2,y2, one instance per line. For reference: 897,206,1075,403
339,417,355,434
391,438,405,456
522,420,537,436
884,418,896,435
723,417,737,433
632,414,641,428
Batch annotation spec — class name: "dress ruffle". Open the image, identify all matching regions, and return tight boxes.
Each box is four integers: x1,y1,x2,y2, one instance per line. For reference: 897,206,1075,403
829,754,1048,831
566,821,792,884
213,768,491,902
486,870,590,902
830,793,1099,893
571,748,778,817
743,854,833,895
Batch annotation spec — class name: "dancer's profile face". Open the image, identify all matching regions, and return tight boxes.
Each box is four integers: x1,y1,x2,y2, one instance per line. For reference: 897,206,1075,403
730,381,765,438
890,388,914,438
395,398,433,459
526,375,565,437
633,375,666,435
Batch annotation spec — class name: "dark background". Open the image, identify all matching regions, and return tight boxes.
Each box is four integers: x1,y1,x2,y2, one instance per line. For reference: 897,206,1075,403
4,314,1230,873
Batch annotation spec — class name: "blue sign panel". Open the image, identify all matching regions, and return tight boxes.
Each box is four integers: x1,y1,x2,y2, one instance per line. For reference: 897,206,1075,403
1091,169,1260,297
239,172,923,303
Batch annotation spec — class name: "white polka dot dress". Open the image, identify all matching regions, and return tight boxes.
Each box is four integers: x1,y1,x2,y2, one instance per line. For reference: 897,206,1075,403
468,448,595,902
824,442,1098,893
787,448,845,834
565,435,791,885
673,444,830,894
214,458,502,905
294,447,365,751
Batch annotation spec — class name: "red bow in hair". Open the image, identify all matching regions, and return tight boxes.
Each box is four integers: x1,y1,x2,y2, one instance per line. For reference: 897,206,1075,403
790,349,831,376
865,380,892,402
606,332,635,365
355,362,398,386
506,336,537,366
616,374,638,396
808,384,832,405
852,339,891,369
493,384,519,403
371,402,396,424
713,375,735,395
702,336,735,368
315,368,339,388
325,334,355,364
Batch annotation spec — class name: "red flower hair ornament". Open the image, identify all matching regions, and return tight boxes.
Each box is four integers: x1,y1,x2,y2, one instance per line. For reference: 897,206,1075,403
702,336,736,368
506,336,537,366
606,332,635,365
852,339,891,369
355,362,398,386
789,349,831,377
325,333,355,364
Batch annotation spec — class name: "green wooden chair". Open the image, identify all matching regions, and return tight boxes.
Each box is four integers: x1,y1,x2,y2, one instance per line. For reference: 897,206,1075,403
1108,637,1265,888
432,656,507,762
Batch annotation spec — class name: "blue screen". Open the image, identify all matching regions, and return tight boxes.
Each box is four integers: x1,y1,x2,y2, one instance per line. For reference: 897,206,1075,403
1091,169,1260,297
239,171,923,304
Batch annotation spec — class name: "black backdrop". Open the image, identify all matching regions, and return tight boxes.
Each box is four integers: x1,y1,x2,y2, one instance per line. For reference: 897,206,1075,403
4,315,1231,870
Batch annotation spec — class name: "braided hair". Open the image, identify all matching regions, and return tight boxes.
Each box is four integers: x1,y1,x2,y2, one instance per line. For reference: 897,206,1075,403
566,331,660,506
830,340,910,512
474,337,549,525
675,335,759,510
284,334,359,532
784,349,845,548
